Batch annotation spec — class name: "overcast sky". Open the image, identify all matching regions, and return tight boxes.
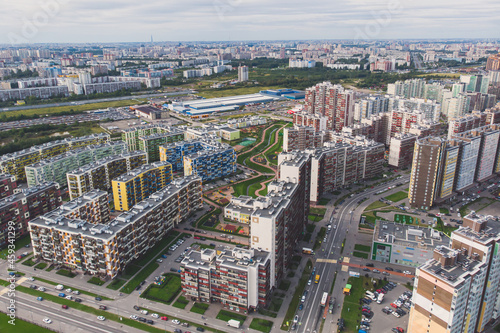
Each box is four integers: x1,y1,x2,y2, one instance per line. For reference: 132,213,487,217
2,0,499,44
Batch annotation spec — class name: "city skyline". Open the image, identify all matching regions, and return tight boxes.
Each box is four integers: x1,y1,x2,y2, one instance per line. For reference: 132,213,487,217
1,0,499,44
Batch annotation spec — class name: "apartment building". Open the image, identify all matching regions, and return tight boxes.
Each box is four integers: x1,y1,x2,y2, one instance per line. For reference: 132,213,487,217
0,133,110,181
0,85,69,102
226,116,267,129
409,213,500,333
0,174,17,199
29,176,202,278
25,141,127,188
112,161,173,211
408,137,447,209
180,248,272,313
121,124,184,151
283,126,328,152
304,82,354,131
448,112,488,139
486,53,500,71
160,140,205,171
183,142,236,182
138,130,185,162
0,182,61,248
67,151,147,200
388,134,418,168
293,112,328,131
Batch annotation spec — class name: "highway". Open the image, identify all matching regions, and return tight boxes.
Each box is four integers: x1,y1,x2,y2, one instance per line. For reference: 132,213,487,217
297,174,412,333
0,90,193,112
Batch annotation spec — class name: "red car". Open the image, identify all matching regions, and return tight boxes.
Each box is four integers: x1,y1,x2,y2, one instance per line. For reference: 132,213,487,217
194,236,200,240
390,303,398,309
161,316,168,321
62,305,68,309
396,328,404,333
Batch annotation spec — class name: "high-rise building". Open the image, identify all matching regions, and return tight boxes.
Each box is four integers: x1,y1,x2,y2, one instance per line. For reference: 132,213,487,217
67,151,147,200
238,65,248,82
283,126,328,152
409,212,500,333
183,142,236,182
388,134,418,168
293,112,328,131
180,248,272,313
486,53,500,71
112,161,173,211
304,82,354,131
0,182,61,248
138,130,185,162
121,124,184,151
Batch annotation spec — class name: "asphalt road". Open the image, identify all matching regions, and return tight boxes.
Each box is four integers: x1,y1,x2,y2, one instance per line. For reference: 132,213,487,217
298,174,412,333
0,90,193,112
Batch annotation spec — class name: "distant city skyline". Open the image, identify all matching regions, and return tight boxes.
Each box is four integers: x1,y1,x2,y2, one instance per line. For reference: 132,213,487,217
1,0,500,44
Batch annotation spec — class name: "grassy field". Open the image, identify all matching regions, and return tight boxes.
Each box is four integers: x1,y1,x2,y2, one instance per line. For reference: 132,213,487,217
0,236,31,259
232,175,270,197
87,276,106,286
0,312,54,333
317,198,331,206
140,273,182,305
340,276,368,333
247,176,273,198
353,251,369,259
1,99,147,119
190,302,209,314
250,318,274,333
364,201,389,211
172,295,189,309
384,191,409,203
106,278,126,290
354,244,371,252
439,207,450,214
216,309,247,323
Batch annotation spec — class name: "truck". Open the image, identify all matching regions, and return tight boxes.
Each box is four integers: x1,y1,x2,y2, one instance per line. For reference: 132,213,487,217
377,293,384,304
302,248,314,255
227,319,241,328
315,274,320,284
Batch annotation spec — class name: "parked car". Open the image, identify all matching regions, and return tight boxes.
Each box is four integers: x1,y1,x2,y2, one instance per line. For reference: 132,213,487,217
99,305,107,310
43,318,52,324
37,297,43,301
365,263,374,267
95,297,102,301
74,298,82,303
133,305,140,310
97,316,106,321
172,319,181,325
58,293,66,297
161,316,168,321
62,305,68,309
151,313,159,319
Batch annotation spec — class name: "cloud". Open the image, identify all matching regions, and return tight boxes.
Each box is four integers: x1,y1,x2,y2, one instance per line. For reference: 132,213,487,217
0,0,498,43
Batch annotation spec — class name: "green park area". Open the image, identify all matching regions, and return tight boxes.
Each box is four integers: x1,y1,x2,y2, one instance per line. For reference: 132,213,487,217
140,273,182,305
384,191,409,203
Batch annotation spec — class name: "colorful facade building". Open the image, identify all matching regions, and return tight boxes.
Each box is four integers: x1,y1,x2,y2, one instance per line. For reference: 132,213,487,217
183,142,236,182
0,182,61,248
180,248,272,313
0,133,110,181
28,176,202,278
112,161,173,211
25,141,127,188
0,174,17,199
67,151,147,200
138,130,184,162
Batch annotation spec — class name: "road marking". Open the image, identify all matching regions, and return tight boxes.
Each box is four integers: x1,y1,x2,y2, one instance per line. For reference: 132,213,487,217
341,265,349,272
343,257,350,263
316,259,337,263
0,277,27,297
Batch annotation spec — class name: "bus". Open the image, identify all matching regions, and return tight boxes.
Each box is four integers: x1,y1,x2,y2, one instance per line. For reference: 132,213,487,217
302,248,314,255
315,274,320,284
320,292,329,306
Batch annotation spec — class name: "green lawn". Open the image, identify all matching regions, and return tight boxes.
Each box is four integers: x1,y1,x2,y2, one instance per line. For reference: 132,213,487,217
216,309,247,323
268,296,284,313
87,276,106,286
384,191,409,203
0,236,31,259
34,262,47,270
56,269,76,278
313,227,327,251
278,279,291,291
439,207,450,214
247,176,273,198
232,175,270,197
309,207,327,216
140,273,182,305
317,198,331,206
0,312,54,332
308,214,323,222
106,278,126,290
281,259,312,330
198,86,279,99
121,262,159,294
364,201,389,211
21,258,37,267
353,251,369,259
172,295,189,309
354,244,371,252
340,276,369,333
250,318,274,333
190,302,209,314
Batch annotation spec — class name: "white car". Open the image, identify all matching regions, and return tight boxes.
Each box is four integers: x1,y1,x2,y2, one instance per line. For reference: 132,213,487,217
293,315,299,323
73,290,80,295
43,318,52,324
403,270,412,275
38,287,46,292
97,316,106,321
151,313,159,319
156,259,163,263
66,288,72,293
141,310,148,315
172,319,180,325
28,277,35,281
130,315,138,320
65,295,73,300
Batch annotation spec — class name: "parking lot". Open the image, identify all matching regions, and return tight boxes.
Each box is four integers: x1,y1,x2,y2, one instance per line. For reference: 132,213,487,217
364,284,410,333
